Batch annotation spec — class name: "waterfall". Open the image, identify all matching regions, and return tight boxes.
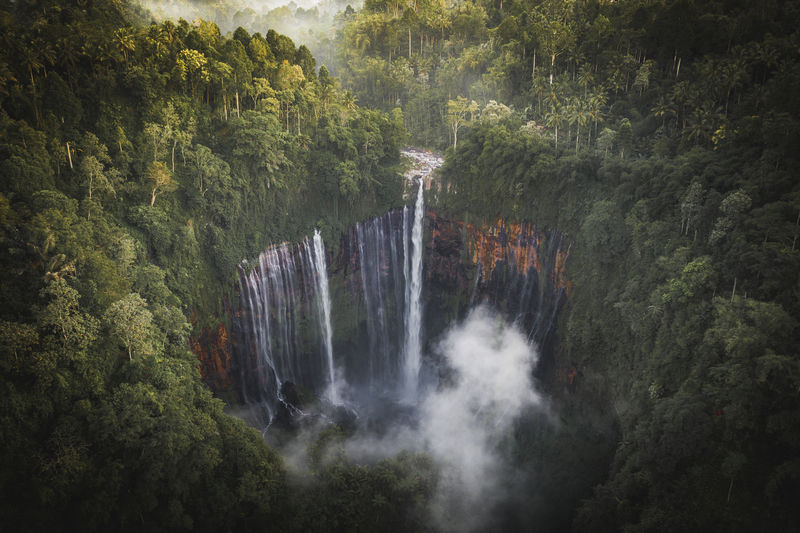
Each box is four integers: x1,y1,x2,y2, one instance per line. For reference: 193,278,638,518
226,208,571,429
403,180,424,400
223,153,572,429
463,222,569,351
311,230,337,402
235,238,337,419
350,186,425,400
355,211,406,390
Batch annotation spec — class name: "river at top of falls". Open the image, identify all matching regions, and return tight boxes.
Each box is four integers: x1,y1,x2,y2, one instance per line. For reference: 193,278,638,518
401,146,443,194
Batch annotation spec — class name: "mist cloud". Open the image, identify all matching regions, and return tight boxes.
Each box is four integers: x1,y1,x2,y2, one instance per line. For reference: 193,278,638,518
138,0,357,38
335,306,545,531
419,306,543,531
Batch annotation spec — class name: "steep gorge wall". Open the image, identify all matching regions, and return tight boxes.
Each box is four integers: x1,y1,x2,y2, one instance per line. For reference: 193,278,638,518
191,210,571,403
425,212,570,380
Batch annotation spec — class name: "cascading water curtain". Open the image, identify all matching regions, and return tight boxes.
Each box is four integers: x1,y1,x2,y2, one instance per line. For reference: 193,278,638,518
403,179,424,401
236,232,339,419
234,185,430,417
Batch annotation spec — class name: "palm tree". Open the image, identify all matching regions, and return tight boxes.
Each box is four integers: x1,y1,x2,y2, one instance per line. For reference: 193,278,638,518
319,83,335,112
686,104,721,146
57,32,81,86
721,53,747,117
670,80,694,129
340,91,358,122
209,60,233,119
20,45,43,94
546,105,564,152
752,41,778,83
609,60,626,95
20,45,44,123
114,28,136,63
161,20,180,48
650,94,676,129
564,98,575,146
343,91,357,109
577,64,594,97
531,74,547,115
588,91,607,142
37,40,56,78
144,26,168,64
547,90,559,113
569,98,590,153
93,41,118,75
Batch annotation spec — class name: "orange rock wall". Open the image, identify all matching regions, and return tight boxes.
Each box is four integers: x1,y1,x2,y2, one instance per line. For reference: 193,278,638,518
190,316,235,394
191,211,571,397
428,211,571,295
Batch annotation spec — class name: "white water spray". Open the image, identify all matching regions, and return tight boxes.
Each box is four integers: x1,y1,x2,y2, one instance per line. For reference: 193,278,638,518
404,179,425,400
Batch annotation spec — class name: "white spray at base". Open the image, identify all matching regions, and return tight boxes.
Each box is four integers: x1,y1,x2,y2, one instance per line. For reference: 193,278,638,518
343,306,543,531
403,179,425,401
423,306,541,530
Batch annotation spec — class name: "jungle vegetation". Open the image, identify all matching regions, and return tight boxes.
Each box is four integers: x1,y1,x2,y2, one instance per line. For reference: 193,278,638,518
1,0,799,531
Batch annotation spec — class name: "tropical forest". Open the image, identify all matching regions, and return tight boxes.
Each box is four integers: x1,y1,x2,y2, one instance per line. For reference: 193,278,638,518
1,0,798,531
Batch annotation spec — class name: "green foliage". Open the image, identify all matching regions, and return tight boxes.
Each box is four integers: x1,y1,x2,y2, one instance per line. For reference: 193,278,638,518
446,95,479,148
2,0,798,529
430,3,800,528
332,0,800,162
227,110,289,190
295,428,439,533
0,1,406,530
145,160,176,207
103,292,156,360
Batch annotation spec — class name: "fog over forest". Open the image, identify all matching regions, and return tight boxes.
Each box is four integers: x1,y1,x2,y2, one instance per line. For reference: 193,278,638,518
140,0,356,68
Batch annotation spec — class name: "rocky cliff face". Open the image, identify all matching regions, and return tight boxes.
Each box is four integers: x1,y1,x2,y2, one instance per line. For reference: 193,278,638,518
190,315,234,396
427,212,571,296
192,210,571,401
425,212,570,380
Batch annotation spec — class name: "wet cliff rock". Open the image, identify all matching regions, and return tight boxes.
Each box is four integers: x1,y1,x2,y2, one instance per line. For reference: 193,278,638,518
190,314,235,398
192,210,571,401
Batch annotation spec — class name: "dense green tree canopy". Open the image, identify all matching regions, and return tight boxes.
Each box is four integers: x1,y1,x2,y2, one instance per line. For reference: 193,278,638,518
0,0,413,530
1,0,799,530
426,2,800,529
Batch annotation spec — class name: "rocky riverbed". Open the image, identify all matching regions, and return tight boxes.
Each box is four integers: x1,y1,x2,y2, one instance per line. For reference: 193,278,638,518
402,146,443,193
